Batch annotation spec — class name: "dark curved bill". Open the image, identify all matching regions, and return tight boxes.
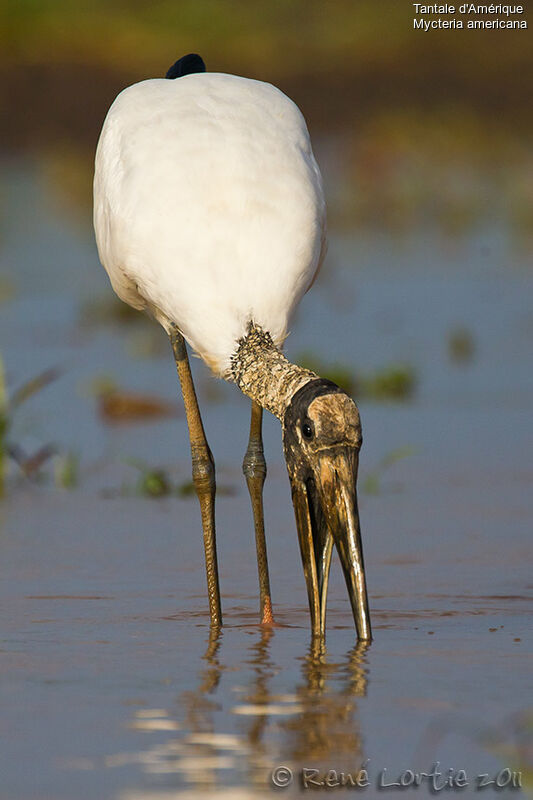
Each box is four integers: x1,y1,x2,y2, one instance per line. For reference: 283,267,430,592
290,447,372,640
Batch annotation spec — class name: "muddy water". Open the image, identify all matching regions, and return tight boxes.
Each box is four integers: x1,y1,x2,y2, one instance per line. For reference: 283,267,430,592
0,160,531,798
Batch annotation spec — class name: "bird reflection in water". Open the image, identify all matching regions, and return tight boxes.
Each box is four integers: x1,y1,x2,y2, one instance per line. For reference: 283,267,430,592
116,630,370,794
280,638,369,770
180,628,224,736
183,628,370,791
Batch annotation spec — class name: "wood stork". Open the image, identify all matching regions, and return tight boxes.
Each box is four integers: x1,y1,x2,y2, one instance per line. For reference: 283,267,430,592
93,54,371,640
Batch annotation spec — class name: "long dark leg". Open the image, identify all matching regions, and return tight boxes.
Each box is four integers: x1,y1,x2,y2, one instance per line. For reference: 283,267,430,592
170,325,222,627
242,400,274,624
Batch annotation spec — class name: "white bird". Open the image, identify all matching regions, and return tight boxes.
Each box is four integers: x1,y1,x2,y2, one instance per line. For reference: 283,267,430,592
94,54,371,640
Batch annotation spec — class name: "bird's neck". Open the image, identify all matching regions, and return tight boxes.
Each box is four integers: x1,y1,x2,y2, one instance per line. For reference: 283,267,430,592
230,323,317,419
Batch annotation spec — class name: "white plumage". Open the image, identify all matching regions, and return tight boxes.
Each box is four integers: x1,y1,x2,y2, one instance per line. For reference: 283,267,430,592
93,63,372,638
94,72,326,375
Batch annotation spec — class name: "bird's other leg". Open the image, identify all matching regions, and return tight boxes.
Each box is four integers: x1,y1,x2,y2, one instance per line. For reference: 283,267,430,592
242,400,274,624
170,325,222,627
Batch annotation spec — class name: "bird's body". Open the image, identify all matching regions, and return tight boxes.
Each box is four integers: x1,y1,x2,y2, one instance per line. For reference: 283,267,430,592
94,56,371,640
94,73,326,375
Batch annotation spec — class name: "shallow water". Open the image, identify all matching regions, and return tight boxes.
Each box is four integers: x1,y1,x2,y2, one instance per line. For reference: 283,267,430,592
0,159,531,798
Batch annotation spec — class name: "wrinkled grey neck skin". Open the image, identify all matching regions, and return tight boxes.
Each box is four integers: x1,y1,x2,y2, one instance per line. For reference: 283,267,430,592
230,322,318,420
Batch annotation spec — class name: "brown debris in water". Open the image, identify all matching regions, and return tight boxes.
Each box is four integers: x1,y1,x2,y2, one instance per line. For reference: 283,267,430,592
98,390,179,424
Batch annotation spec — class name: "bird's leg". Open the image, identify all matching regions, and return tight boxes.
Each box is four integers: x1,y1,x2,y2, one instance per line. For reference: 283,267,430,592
242,400,274,624
170,325,222,627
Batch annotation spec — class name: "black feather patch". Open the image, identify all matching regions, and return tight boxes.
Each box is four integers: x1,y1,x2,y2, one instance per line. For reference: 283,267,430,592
283,379,344,441
165,54,206,79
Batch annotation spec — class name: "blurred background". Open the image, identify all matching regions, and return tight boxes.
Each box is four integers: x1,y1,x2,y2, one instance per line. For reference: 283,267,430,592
1,0,532,485
1,4,532,800
2,0,532,236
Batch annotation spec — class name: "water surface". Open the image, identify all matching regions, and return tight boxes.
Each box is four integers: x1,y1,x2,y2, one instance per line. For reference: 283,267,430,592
0,159,531,799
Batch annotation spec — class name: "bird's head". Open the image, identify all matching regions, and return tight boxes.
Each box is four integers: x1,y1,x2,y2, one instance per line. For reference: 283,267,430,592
282,379,371,640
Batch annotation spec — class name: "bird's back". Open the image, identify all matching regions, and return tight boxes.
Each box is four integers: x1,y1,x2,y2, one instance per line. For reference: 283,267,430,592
94,72,326,376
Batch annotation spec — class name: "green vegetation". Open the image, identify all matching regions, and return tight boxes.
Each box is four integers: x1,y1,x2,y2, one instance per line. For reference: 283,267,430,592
3,0,532,238
3,0,531,105
138,469,172,499
0,356,62,497
122,459,174,498
54,451,79,490
358,364,417,403
123,459,234,499
176,479,197,499
297,351,356,394
297,352,417,402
